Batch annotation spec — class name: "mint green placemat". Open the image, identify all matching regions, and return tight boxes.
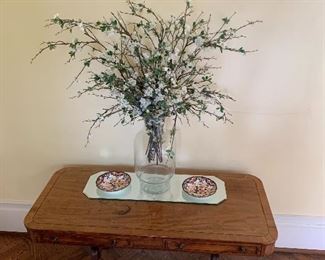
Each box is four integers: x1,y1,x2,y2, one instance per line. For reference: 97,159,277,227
83,171,227,205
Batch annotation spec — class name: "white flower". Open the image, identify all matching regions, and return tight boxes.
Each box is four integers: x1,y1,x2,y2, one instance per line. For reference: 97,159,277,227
181,86,187,95
103,52,114,61
164,43,172,51
154,94,164,103
132,4,140,12
53,13,60,19
111,89,123,99
128,78,137,86
78,22,85,32
187,62,194,69
143,52,150,59
144,87,153,97
146,21,155,30
132,107,142,117
165,70,174,78
158,83,165,90
171,77,176,85
191,89,199,98
173,96,183,104
140,98,151,111
120,99,129,109
170,53,178,62
195,36,204,47
170,48,180,62
129,43,135,53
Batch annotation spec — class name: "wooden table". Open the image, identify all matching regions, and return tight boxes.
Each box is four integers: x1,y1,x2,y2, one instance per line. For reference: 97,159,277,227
24,166,277,259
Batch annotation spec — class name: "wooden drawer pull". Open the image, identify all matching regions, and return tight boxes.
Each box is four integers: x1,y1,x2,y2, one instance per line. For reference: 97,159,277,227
240,246,247,253
51,236,58,243
177,243,185,249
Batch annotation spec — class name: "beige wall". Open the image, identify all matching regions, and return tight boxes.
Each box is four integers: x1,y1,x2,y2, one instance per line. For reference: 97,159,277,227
0,0,324,216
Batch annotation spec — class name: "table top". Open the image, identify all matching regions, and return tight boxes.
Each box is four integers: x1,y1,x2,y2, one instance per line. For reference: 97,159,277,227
25,165,277,256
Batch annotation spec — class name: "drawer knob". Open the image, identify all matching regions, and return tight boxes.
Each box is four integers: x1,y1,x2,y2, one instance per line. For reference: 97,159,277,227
177,242,185,249
240,246,247,253
51,236,58,243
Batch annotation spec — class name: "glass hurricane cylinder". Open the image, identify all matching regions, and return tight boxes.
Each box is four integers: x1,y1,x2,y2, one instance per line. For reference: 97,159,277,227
134,118,176,194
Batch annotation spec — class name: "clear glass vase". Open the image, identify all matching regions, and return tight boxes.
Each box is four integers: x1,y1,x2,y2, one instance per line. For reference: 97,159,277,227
134,118,176,194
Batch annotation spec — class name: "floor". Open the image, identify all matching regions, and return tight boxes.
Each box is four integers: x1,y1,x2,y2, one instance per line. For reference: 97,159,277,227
0,232,324,260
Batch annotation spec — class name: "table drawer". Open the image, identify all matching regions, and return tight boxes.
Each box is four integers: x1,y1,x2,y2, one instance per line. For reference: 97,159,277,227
166,240,260,255
34,232,163,250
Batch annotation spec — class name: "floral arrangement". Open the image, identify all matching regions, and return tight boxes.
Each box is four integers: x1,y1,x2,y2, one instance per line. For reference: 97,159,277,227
32,0,261,163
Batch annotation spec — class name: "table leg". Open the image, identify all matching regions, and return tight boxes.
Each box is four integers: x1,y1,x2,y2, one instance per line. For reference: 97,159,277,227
210,254,220,260
90,246,100,260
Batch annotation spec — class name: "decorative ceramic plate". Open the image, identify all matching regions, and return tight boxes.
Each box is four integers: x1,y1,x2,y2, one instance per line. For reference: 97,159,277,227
96,171,131,192
182,176,217,198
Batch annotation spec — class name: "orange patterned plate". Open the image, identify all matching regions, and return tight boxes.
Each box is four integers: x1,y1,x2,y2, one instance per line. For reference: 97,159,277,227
182,176,217,198
96,171,131,192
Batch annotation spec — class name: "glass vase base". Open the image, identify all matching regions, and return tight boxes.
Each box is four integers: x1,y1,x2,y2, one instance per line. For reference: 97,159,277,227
139,175,171,194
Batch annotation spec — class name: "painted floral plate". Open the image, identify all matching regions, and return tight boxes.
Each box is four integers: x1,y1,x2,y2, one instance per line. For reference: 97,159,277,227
182,176,217,198
96,171,131,192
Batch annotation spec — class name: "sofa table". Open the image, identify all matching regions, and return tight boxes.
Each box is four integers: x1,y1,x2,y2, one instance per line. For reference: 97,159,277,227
24,165,277,259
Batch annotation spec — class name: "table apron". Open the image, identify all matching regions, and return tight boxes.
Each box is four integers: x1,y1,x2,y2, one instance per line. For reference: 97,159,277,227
28,230,265,256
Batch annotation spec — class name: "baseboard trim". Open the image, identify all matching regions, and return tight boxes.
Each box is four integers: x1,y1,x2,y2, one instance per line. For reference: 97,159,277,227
276,247,325,255
0,202,32,232
274,214,325,250
1,202,324,250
